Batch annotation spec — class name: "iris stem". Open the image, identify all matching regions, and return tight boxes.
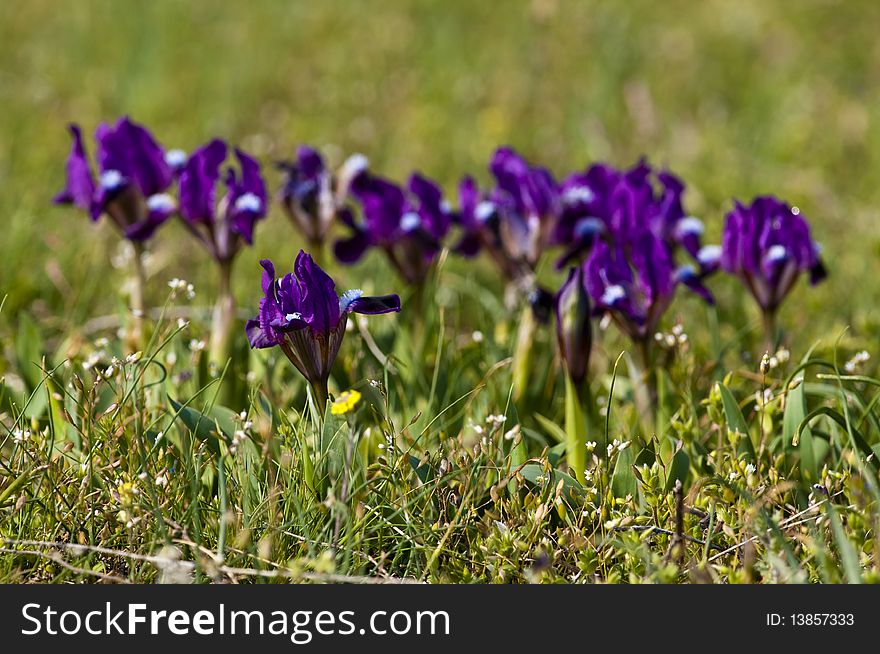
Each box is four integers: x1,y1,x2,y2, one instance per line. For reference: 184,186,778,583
128,241,147,351
512,303,536,401
564,374,589,484
761,309,778,354
311,379,329,420
209,259,236,373
630,337,656,437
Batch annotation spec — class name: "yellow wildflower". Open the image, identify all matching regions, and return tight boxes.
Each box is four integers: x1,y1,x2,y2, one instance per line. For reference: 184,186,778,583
331,389,362,415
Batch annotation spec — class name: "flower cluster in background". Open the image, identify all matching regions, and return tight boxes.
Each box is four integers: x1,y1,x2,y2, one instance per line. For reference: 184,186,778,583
54,116,828,427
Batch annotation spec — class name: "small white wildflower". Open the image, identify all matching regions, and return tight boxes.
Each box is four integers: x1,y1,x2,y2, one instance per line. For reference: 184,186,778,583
126,351,143,365
95,337,109,348
486,414,506,428
844,350,870,373
583,469,593,482
189,339,206,353
745,463,757,476
155,473,168,487
472,424,485,435
617,441,630,452
472,330,484,343
755,388,773,407
137,472,148,481
775,348,790,364
12,429,30,444
585,441,596,452
177,318,189,330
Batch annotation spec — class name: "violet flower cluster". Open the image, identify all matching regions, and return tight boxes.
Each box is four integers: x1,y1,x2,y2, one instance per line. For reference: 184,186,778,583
55,119,829,416
550,160,718,359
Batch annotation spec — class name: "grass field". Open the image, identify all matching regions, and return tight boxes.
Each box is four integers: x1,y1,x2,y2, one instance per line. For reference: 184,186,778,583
1,0,880,583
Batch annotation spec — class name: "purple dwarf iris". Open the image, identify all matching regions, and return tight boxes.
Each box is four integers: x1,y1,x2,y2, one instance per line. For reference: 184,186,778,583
54,117,175,241
551,159,721,280
278,146,368,249
721,196,826,335
455,147,559,284
555,265,592,388
584,229,713,343
178,139,268,263
334,171,453,286
246,250,400,406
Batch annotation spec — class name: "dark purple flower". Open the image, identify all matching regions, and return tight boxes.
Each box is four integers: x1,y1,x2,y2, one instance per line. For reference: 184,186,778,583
335,170,453,285
454,147,559,283
555,265,592,387
178,139,268,262
551,159,720,280
721,196,826,314
54,117,175,241
246,251,400,400
278,146,368,246
584,230,712,342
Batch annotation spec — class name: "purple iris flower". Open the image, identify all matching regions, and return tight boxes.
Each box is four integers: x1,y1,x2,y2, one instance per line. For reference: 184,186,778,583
246,251,400,406
334,170,453,285
584,229,712,343
54,117,175,241
551,159,721,280
178,139,268,263
454,147,559,284
278,146,368,248
721,196,826,316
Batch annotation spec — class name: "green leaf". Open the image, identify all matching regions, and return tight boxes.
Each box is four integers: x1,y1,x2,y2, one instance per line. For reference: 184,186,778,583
718,383,754,459
533,412,566,445
664,446,690,492
168,396,235,457
15,312,44,392
798,406,879,474
611,445,637,498
824,503,862,584
783,377,824,480
409,455,432,483
518,463,584,502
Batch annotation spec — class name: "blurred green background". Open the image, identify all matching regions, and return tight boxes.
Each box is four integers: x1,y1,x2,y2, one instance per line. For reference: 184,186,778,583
2,0,879,346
